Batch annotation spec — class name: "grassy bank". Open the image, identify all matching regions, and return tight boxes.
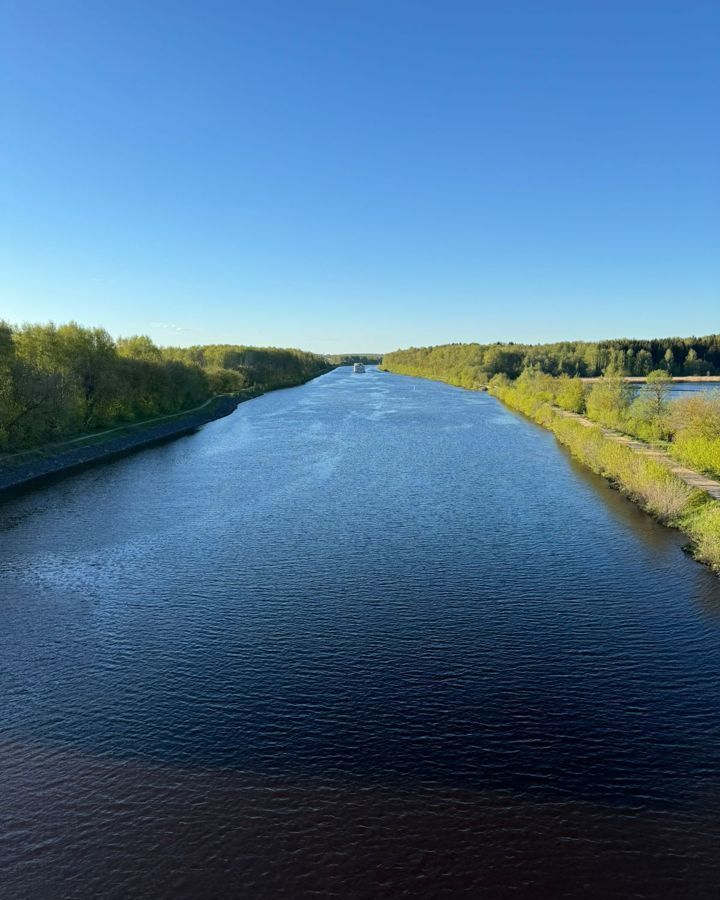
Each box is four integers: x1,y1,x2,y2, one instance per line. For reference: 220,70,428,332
488,373,720,573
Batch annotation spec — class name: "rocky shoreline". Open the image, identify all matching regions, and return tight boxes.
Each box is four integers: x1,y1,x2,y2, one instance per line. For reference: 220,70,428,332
0,393,247,497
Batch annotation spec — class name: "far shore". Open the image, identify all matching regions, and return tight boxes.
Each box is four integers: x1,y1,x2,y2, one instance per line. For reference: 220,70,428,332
580,375,720,383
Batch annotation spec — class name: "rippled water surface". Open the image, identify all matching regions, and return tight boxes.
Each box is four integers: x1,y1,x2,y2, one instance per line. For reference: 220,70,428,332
2,367,720,898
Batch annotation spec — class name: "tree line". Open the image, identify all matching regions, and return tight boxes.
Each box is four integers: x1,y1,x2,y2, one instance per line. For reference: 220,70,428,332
381,334,720,388
325,354,383,365
0,321,330,452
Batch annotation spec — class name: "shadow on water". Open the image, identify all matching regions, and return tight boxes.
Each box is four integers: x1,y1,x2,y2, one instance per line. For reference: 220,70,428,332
2,738,720,900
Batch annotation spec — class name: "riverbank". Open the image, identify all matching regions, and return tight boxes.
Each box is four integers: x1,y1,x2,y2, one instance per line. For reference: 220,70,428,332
554,409,720,500
486,378,720,573
0,391,257,497
580,375,720,384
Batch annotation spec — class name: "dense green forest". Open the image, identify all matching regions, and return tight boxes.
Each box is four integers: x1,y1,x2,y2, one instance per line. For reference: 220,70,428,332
381,335,720,387
326,354,383,365
0,321,330,452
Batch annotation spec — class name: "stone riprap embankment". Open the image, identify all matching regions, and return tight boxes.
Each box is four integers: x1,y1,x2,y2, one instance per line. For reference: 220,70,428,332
0,394,247,496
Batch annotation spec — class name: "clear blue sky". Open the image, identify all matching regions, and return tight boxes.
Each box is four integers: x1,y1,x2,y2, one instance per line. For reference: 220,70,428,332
2,1,718,353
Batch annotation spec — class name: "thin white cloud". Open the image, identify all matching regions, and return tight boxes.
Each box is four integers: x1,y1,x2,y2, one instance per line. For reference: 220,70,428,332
148,321,193,333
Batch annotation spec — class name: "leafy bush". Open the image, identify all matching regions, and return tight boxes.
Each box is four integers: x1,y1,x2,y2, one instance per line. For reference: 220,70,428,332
667,391,720,477
554,375,586,414
671,434,720,478
681,502,720,573
584,375,633,430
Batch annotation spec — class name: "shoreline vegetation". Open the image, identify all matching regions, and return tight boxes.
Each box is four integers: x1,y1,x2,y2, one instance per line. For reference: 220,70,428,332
380,335,720,385
0,393,246,495
581,375,720,383
381,340,720,573
325,353,383,366
0,319,334,494
0,320,332,454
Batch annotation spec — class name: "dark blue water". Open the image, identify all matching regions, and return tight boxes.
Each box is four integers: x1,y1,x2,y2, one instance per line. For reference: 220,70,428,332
2,366,720,898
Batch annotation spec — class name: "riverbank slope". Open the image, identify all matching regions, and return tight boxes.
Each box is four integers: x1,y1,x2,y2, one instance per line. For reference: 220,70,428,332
0,392,251,496
485,378,720,573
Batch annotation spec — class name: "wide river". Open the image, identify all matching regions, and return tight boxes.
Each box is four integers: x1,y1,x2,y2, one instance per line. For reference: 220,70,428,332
2,367,720,899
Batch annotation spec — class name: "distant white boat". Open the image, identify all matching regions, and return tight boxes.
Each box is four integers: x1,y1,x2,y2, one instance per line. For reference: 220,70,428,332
352,363,366,373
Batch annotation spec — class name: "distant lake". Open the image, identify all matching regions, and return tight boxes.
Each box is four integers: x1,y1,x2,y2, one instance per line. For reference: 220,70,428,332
632,381,720,401
667,381,720,398
1,366,720,899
